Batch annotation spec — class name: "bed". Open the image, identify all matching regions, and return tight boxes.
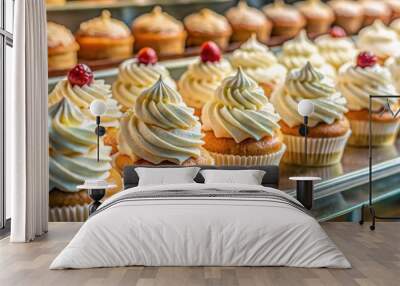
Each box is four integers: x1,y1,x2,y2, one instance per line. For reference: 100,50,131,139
50,165,350,269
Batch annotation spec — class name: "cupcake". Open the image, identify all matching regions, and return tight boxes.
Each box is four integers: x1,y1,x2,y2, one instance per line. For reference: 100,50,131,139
115,77,214,171
327,0,364,35
178,42,232,116
271,62,350,166
229,34,287,97
278,30,336,78
201,68,285,166
360,0,391,27
46,0,65,5
386,56,400,92
225,1,272,43
47,22,79,70
112,47,177,112
296,0,335,35
385,0,400,20
184,9,232,49
315,26,358,70
132,6,186,56
48,98,122,222
263,0,306,38
390,17,400,37
75,10,134,61
48,64,122,154
356,20,400,64
337,52,400,146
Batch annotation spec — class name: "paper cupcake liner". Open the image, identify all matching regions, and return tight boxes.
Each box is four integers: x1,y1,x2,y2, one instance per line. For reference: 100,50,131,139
348,119,400,147
49,205,89,222
282,131,351,167
209,145,286,166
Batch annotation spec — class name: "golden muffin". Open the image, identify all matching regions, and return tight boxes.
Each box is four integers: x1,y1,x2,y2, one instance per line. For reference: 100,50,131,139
132,6,186,56
263,0,306,38
225,1,272,43
328,0,364,35
184,9,232,49
75,10,134,61
360,0,391,27
296,0,335,35
47,22,79,70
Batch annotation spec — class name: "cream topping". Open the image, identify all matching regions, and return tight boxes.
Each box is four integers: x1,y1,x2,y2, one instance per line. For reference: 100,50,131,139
184,9,231,34
112,59,176,110
119,78,203,164
229,35,287,84
48,79,122,128
315,34,357,70
77,10,131,39
361,0,391,15
296,0,334,18
390,18,400,37
386,56,400,92
202,68,281,143
132,6,184,34
49,98,112,192
328,0,363,17
47,22,76,48
225,1,267,27
263,0,304,23
337,62,397,111
357,20,400,59
178,59,232,109
272,62,348,128
278,30,336,78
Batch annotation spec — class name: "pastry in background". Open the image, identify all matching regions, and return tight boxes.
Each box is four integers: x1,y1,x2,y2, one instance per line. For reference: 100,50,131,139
48,98,122,222
356,20,400,64
112,47,177,112
225,0,272,43
132,6,186,56
229,34,286,97
337,52,400,146
46,0,65,5
386,56,400,92
327,0,364,35
179,41,232,116
296,0,335,35
115,77,214,172
75,10,134,61
202,68,285,166
47,22,79,70
315,26,357,71
263,0,306,38
278,30,336,79
390,17,400,36
271,62,350,166
385,0,400,20
48,64,122,154
360,0,391,27
184,9,232,49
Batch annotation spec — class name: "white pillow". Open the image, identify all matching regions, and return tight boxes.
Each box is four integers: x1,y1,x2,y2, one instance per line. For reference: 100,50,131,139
135,167,200,186
200,169,266,185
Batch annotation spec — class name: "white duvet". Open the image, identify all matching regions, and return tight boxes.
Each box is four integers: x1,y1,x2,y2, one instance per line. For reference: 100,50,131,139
50,183,350,269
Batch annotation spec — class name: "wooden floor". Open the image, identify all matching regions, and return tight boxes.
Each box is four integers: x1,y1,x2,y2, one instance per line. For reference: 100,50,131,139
0,222,399,286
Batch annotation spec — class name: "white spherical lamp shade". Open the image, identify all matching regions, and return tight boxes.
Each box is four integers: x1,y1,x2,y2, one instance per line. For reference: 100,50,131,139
298,100,314,117
90,100,107,116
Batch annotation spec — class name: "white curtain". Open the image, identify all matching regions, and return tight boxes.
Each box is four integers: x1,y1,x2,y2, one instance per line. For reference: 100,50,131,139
8,0,48,242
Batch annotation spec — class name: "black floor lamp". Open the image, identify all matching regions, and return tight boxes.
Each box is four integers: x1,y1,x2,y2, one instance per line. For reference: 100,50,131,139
359,95,400,230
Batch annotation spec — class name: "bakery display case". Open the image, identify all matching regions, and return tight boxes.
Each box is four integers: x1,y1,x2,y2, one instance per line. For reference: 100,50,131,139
47,0,400,222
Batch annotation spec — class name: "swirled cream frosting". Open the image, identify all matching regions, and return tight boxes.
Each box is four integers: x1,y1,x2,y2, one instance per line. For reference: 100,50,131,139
229,35,287,85
315,34,357,70
202,68,281,143
49,79,122,127
132,6,184,34
272,62,348,128
278,30,336,78
357,20,400,59
184,9,231,34
112,58,176,110
225,1,267,27
178,58,232,109
77,10,131,39
337,62,397,111
49,98,112,192
119,77,204,164
386,56,400,92
47,22,77,48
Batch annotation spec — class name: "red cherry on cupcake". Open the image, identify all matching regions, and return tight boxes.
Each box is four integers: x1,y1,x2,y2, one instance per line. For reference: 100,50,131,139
200,41,221,63
67,64,94,87
329,26,346,38
137,47,158,65
356,51,378,69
